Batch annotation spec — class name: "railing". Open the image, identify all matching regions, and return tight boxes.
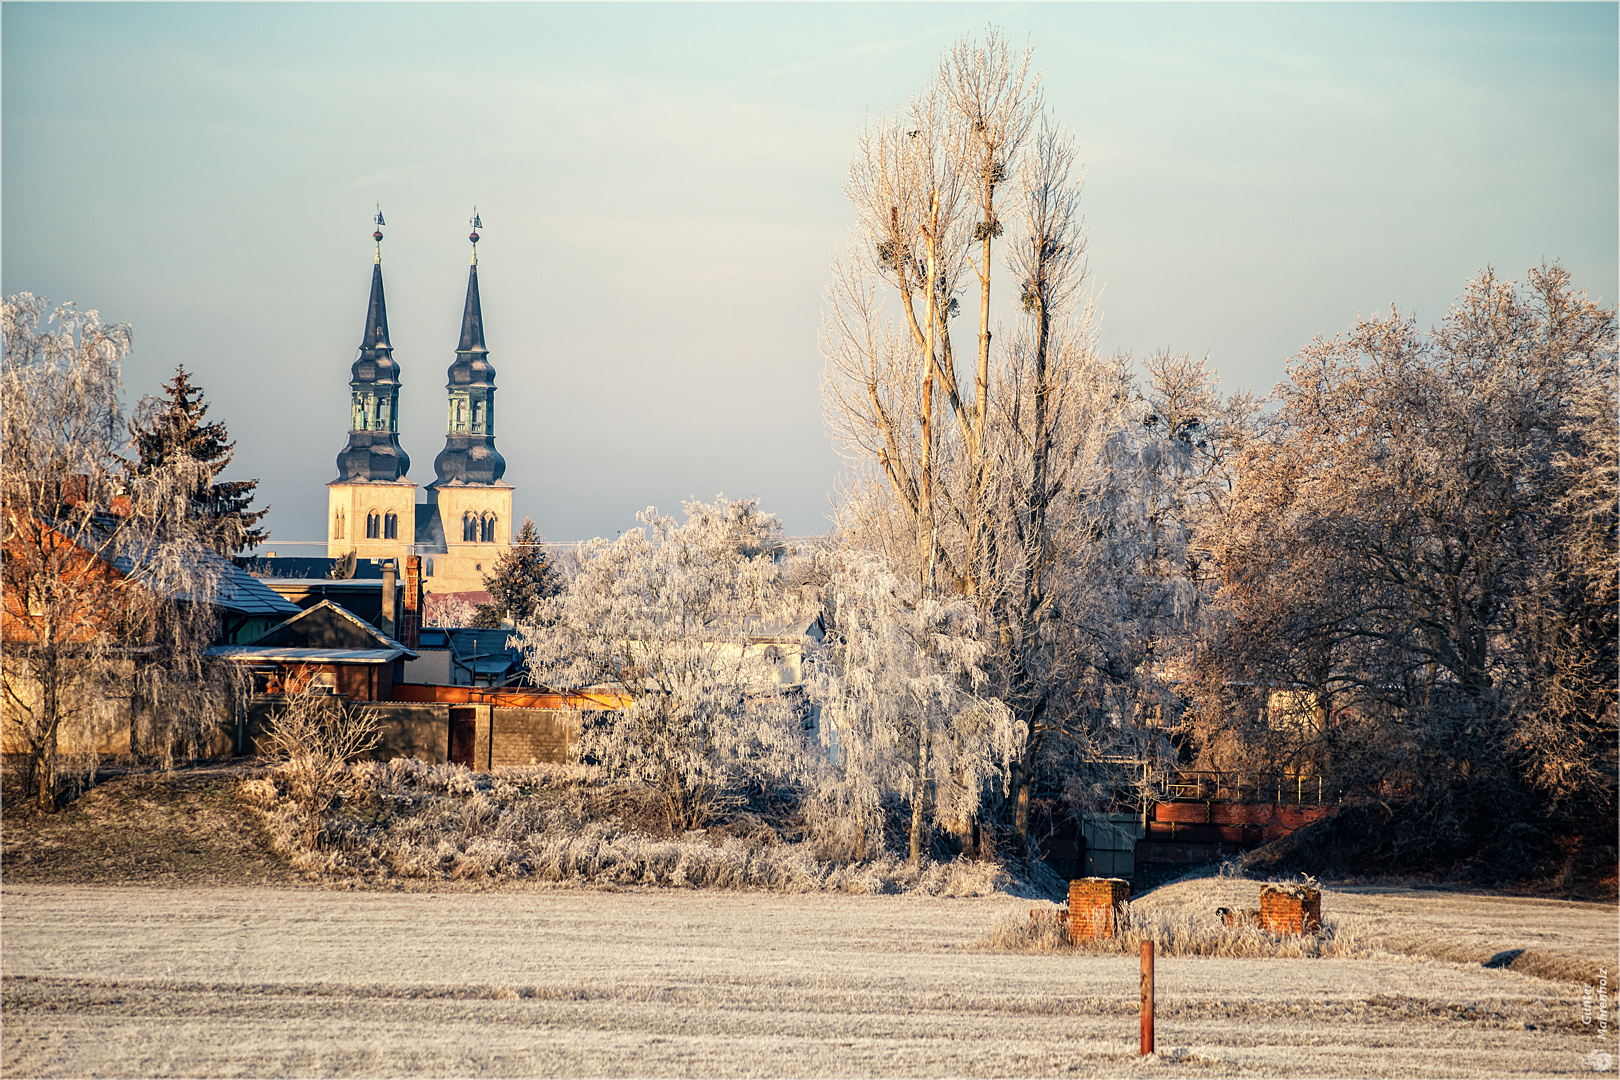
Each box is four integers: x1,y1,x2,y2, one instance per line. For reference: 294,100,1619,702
1165,770,1341,805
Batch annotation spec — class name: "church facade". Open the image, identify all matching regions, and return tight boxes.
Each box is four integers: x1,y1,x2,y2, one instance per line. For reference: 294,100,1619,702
327,216,512,597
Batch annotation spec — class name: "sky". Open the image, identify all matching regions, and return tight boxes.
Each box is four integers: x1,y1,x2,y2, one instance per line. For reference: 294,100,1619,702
5,2,1616,547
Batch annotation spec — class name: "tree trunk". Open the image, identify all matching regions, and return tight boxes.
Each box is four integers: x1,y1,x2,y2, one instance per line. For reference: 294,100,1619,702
909,726,929,865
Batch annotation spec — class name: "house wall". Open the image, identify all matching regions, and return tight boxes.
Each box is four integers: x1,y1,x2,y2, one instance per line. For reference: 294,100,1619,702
399,649,453,685
239,698,575,767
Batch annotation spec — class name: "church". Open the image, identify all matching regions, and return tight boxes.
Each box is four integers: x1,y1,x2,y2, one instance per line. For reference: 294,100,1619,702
326,213,512,598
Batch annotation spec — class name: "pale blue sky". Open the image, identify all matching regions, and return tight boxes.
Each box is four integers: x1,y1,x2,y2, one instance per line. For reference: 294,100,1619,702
5,3,1616,545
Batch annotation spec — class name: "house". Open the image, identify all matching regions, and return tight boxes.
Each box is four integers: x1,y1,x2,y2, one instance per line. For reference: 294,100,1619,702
401,626,523,687
2,504,301,760
207,599,417,702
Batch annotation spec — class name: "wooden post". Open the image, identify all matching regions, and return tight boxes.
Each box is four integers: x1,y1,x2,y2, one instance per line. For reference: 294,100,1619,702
1140,941,1154,1055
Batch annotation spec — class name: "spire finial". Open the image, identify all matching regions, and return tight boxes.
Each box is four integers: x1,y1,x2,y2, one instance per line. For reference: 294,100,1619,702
468,206,482,265
373,204,386,263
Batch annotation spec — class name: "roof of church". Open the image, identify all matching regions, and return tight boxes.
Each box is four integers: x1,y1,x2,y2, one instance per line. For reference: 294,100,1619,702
335,231,411,484
431,257,508,488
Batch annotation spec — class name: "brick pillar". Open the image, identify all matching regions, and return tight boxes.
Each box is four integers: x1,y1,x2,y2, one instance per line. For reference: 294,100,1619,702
1259,885,1321,935
1068,877,1131,940
399,556,423,649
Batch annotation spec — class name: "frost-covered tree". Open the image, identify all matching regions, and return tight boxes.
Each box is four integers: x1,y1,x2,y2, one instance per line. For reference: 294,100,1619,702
127,365,268,555
810,550,1019,863
2,295,236,810
1196,265,1617,837
515,497,808,830
824,36,1166,852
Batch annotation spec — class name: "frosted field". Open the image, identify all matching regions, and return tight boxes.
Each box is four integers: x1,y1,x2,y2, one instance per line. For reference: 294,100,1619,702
2,883,1611,1078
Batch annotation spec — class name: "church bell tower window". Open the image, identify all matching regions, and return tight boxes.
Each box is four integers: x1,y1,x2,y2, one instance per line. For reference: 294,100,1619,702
366,510,381,539
384,511,398,540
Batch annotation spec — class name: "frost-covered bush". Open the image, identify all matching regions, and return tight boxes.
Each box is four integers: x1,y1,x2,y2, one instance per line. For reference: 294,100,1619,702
241,756,1028,895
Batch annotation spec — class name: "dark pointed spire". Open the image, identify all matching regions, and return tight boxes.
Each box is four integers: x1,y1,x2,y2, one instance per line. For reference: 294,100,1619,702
457,262,485,355
334,210,410,484
364,262,390,350
432,211,506,490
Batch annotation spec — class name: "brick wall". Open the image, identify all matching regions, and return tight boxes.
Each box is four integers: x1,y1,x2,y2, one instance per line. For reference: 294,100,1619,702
490,708,578,767
1067,877,1130,940
1258,885,1321,935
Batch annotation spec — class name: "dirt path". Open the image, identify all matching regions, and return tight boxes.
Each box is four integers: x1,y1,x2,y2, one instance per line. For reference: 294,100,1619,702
3,885,1608,1078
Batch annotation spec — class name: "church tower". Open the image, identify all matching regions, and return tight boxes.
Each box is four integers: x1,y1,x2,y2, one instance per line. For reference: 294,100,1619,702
328,209,417,561
425,211,513,593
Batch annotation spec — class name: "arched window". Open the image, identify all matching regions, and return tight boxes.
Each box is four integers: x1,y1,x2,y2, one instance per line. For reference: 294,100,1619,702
471,400,483,432
480,512,497,544
383,511,398,540
333,509,345,540
462,511,478,542
424,557,434,577
366,510,381,539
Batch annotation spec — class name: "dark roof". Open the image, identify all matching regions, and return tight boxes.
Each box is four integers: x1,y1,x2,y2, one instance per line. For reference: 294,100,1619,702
241,555,392,579
414,503,447,553
246,599,416,658
416,626,521,681
89,526,298,618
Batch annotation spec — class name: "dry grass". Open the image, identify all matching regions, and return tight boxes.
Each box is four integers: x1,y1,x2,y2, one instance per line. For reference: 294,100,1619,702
974,904,1365,960
240,757,1028,896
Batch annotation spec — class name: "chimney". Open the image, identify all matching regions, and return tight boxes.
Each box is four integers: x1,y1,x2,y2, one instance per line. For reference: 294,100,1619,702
400,555,423,649
380,560,397,640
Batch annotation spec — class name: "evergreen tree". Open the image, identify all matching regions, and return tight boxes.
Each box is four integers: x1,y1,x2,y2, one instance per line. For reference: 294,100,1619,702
482,517,561,623
127,365,268,554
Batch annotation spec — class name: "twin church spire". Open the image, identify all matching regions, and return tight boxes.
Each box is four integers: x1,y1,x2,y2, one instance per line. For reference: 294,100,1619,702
333,209,504,488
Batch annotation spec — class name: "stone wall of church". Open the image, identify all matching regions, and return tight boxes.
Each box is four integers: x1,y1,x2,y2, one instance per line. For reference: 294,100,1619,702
327,480,418,561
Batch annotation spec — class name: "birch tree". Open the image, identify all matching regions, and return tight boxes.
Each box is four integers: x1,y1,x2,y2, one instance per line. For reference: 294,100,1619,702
809,549,1018,863
2,294,234,810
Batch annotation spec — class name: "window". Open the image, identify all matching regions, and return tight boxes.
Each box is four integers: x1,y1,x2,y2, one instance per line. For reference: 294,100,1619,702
383,511,398,540
366,510,381,539
424,557,434,577
333,509,345,540
462,511,477,542
480,512,497,543
471,400,483,432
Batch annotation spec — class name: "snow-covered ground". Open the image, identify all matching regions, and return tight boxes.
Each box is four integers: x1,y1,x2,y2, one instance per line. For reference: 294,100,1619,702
2,883,1612,1077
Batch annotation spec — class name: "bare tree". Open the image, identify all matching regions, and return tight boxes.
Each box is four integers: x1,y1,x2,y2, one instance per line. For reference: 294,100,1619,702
2,294,233,810
260,677,382,849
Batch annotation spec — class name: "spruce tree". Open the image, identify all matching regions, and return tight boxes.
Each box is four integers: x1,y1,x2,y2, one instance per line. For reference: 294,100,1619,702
482,517,561,623
127,365,269,554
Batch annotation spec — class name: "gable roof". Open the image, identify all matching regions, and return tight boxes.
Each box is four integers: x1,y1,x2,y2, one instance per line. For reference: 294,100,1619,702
245,599,416,656
45,512,298,618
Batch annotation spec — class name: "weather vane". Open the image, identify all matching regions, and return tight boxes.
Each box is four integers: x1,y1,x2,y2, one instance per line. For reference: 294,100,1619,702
469,207,482,264
373,204,386,262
